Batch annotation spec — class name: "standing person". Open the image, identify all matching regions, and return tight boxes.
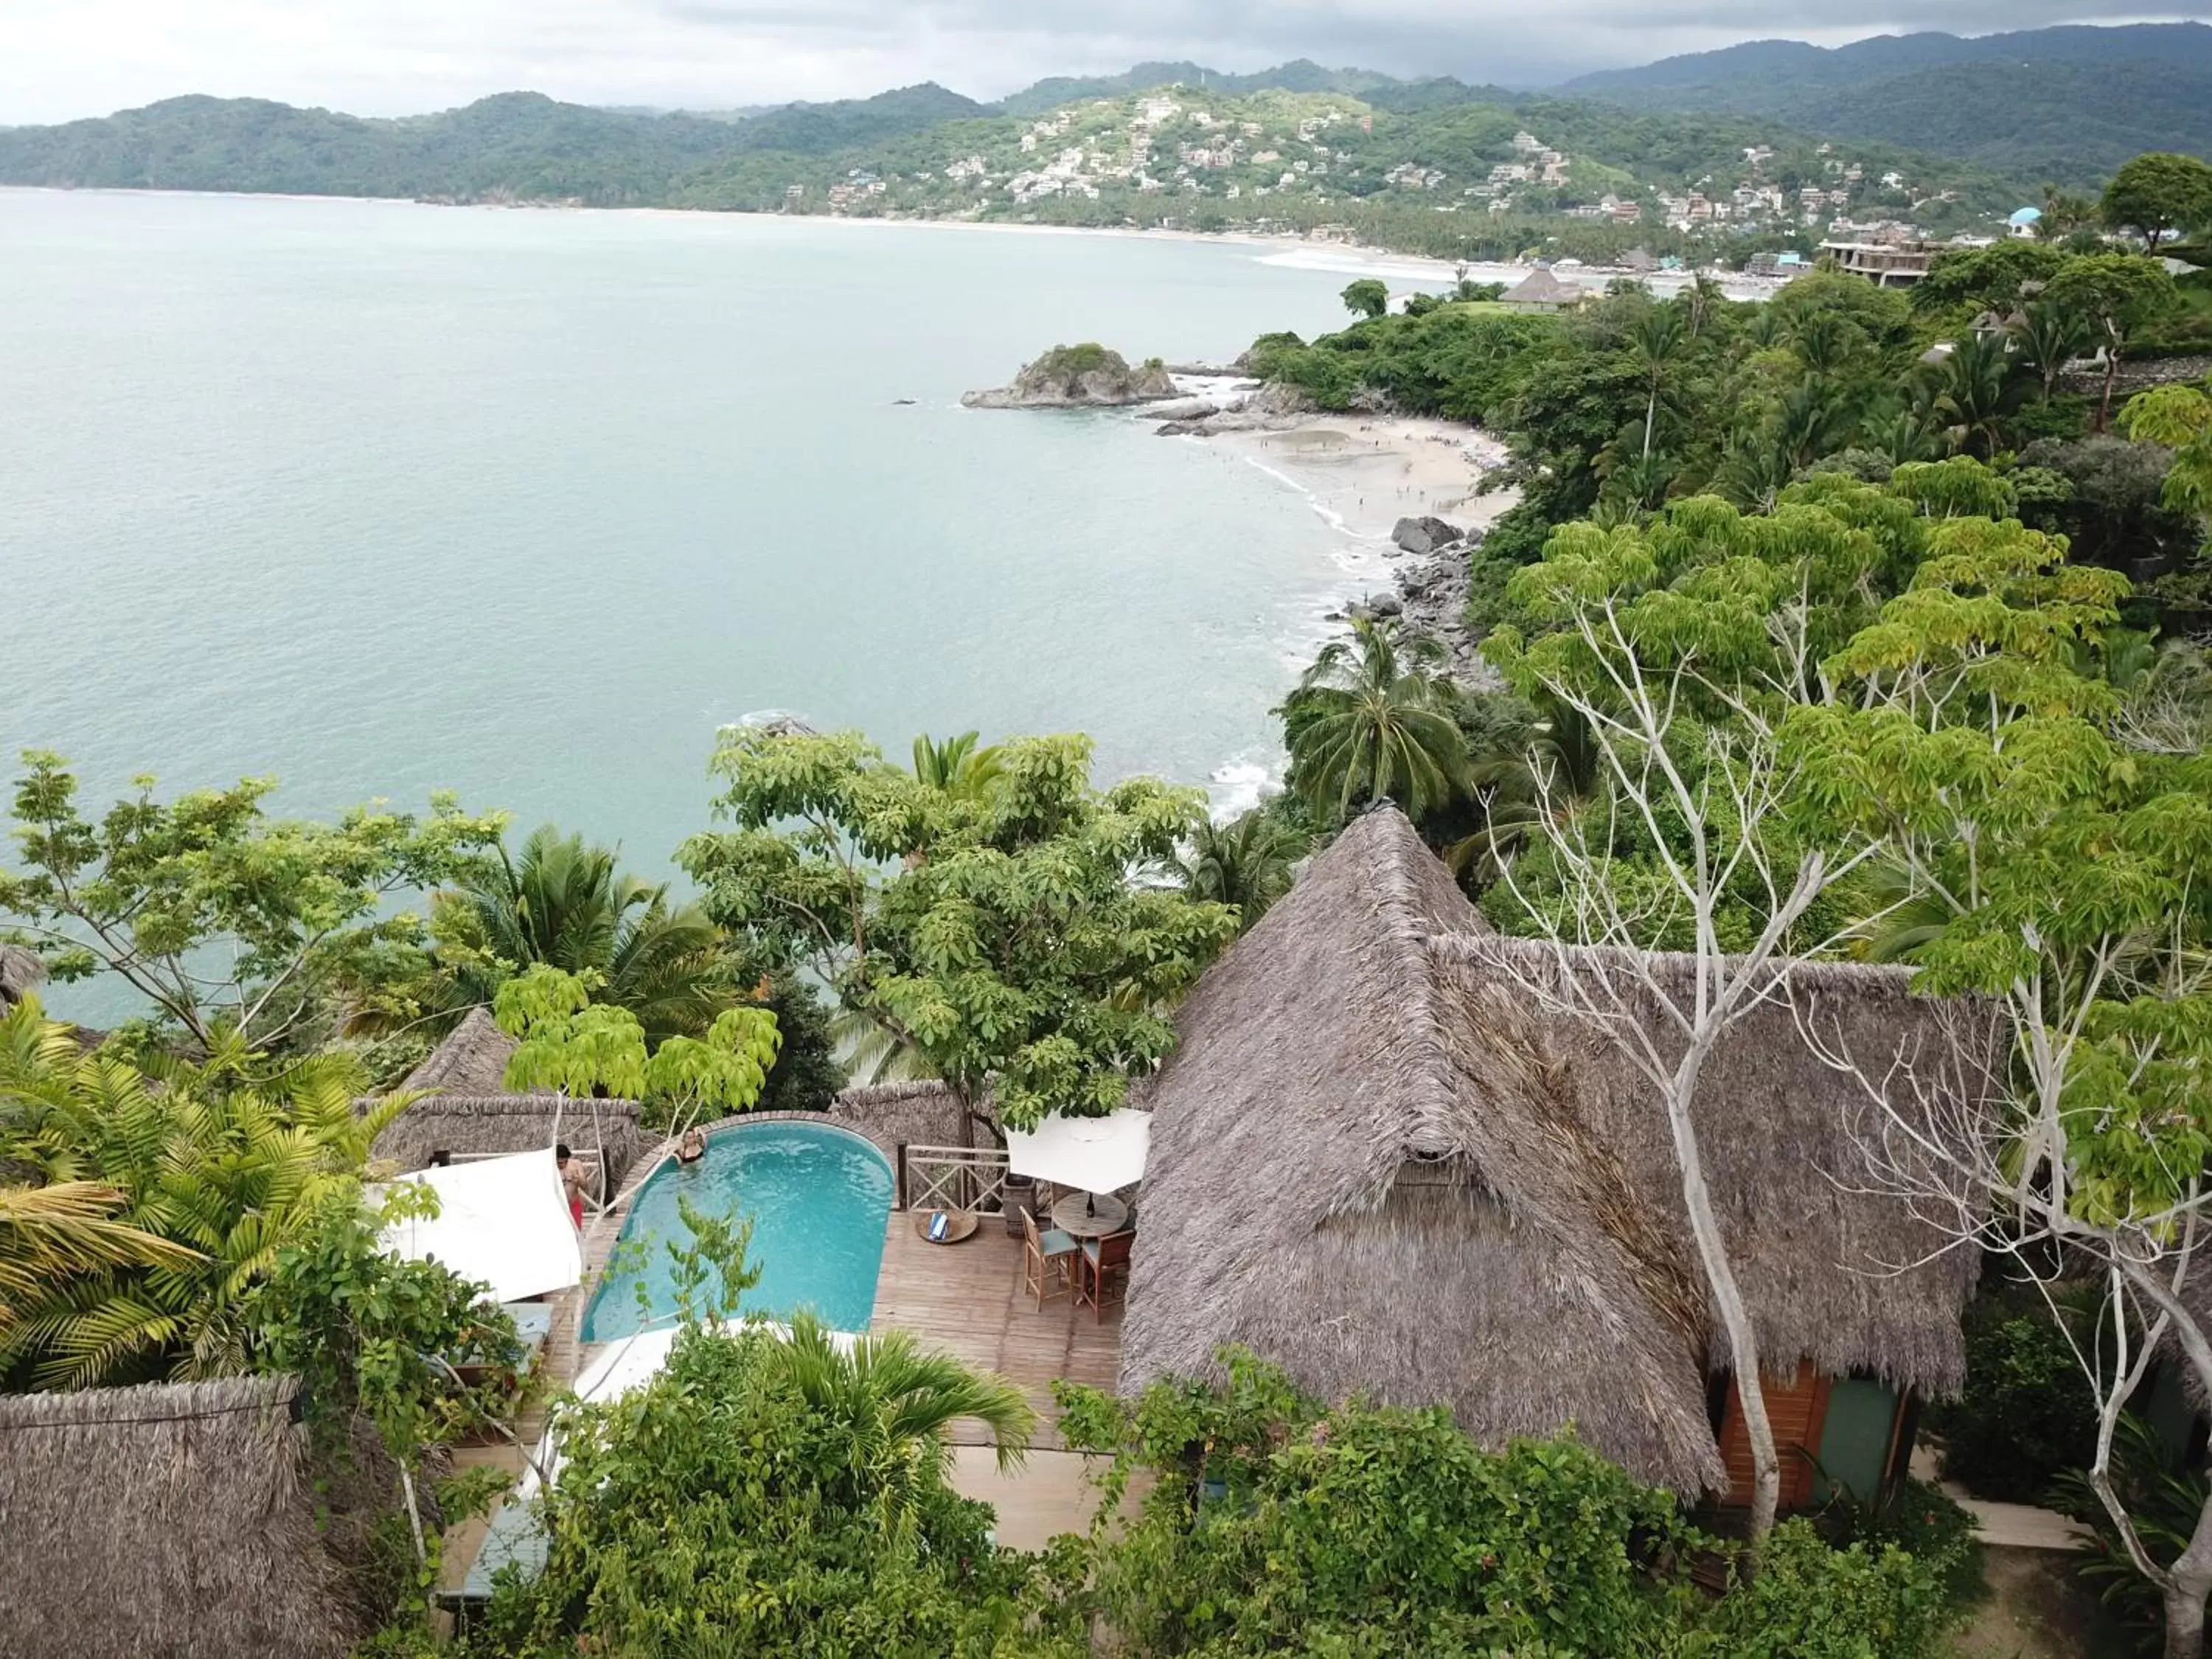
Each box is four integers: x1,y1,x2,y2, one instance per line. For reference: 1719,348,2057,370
556,1142,592,1230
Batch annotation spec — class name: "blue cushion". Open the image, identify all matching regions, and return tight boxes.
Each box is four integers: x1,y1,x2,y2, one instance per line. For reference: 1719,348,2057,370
1040,1228,1077,1255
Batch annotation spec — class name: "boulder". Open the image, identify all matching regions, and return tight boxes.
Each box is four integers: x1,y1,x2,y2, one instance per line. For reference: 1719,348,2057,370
962,344,1178,409
1391,515,1465,556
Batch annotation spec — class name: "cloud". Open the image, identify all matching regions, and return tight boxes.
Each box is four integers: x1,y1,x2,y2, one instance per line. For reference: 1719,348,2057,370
0,0,2185,125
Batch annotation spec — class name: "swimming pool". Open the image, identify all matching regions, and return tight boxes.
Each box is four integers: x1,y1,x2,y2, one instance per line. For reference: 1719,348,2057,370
580,1119,894,1343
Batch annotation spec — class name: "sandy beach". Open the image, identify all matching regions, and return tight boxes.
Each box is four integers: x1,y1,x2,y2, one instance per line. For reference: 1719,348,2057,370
1201,414,1515,546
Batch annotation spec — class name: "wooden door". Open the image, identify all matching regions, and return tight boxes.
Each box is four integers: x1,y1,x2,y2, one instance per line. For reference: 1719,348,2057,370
1717,1360,1832,1510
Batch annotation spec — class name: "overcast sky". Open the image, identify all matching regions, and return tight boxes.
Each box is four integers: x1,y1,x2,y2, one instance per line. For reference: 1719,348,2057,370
0,0,2199,125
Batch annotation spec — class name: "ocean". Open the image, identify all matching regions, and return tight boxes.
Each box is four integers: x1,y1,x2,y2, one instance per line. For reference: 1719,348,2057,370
0,189,1431,1016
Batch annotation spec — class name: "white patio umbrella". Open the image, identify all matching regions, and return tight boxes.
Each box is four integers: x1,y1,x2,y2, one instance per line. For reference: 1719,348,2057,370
1004,1107,1151,1220
379,1147,582,1304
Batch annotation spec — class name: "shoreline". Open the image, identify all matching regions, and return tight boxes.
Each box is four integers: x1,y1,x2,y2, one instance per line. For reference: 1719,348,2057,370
0,184,1778,294
1165,403,1514,686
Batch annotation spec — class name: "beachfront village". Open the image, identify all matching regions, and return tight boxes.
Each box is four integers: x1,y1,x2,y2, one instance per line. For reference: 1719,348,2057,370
4,144,2212,1659
790,82,2023,269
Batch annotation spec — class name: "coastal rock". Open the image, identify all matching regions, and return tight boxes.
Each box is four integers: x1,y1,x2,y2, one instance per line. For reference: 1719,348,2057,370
1391,515,1464,556
1147,396,1229,422
961,344,1177,409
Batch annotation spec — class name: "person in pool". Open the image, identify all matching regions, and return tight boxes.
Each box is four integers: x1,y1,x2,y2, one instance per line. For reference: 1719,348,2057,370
675,1126,706,1166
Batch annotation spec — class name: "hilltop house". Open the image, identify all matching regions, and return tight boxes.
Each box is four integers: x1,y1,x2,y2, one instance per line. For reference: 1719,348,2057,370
1121,809,1997,1509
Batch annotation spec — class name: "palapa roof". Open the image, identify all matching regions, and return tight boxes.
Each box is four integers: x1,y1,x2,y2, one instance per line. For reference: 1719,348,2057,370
1500,267,1585,307
369,1093,647,1192
0,1376,368,1659
1122,807,1995,1495
0,942,46,1006
377,1009,647,1189
402,1006,516,1093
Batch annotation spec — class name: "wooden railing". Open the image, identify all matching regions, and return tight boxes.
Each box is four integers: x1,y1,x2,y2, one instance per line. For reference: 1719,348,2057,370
901,1144,1009,1214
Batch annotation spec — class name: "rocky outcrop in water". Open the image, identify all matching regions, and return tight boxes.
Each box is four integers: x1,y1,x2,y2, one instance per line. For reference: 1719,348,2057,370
962,344,1177,409
1390,515,1463,556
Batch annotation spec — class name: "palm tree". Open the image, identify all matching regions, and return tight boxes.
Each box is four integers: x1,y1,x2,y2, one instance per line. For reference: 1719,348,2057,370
1630,305,1688,462
1773,377,1862,470
828,1006,936,1086
437,826,728,1043
0,1182,200,1349
1790,311,1860,380
1166,810,1308,930
1282,619,1472,824
1927,332,2027,459
910,732,1004,799
1861,405,1941,466
1447,700,1602,883
0,1001,403,1388
2011,302,2090,402
759,1312,1035,1535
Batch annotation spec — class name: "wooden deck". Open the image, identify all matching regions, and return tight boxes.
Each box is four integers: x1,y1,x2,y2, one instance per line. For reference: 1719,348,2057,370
870,1213,1123,1452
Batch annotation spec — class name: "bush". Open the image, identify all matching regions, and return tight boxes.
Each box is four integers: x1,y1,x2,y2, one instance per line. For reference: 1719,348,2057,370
1818,1477,1986,1610
1051,1351,1696,1656
1927,1287,2100,1503
1691,1518,1964,1659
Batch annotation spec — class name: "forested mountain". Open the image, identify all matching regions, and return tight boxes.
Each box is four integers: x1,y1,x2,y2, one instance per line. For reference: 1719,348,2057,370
995,59,1405,116
0,76,2025,248
1559,24,2212,183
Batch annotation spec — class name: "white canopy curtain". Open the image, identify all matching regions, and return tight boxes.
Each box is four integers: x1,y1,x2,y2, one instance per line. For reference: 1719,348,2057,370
1004,1107,1151,1197
379,1147,582,1304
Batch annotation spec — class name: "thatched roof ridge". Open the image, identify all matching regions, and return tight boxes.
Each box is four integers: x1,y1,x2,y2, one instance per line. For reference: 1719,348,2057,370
1123,806,1995,1495
832,1079,957,1112
369,1093,647,1195
1427,931,1993,1392
1502,267,1584,305
0,1375,366,1659
402,1006,515,1094
0,942,46,1006
1122,808,1729,1492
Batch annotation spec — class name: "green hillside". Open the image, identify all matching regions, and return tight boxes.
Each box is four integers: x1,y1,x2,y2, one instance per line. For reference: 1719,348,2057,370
0,75,2031,255
1560,23,2212,184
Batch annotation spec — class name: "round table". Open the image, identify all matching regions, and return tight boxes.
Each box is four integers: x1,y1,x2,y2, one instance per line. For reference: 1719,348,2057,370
1050,1192,1129,1239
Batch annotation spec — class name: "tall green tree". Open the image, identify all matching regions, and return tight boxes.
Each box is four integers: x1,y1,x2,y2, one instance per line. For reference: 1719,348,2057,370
678,728,1237,1133
1786,537,2212,1659
2045,252,2179,431
1163,808,1308,931
1280,618,1472,824
2101,153,2212,253
0,754,500,1054
1340,277,1389,320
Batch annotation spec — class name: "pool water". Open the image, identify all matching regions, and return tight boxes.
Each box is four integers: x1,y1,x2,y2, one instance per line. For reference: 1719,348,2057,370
580,1120,894,1343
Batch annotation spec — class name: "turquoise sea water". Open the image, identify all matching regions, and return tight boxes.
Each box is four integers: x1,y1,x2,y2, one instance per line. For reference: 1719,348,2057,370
580,1119,895,1342
0,189,1416,1024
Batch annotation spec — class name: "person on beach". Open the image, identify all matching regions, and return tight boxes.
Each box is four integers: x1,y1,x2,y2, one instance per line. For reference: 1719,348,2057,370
557,1142,592,1229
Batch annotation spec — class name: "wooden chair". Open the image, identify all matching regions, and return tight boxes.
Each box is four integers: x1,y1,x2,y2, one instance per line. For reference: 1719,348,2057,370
1020,1205,1078,1309
1074,1228,1135,1320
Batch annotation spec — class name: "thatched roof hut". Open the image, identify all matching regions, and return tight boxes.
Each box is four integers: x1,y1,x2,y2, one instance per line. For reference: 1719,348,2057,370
0,1376,370,1659
1500,267,1585,310
1122,807,1996,1498
372,1009,647,1195
0,942,46,1007
402,1006,515,1093
369,1094,647,1197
